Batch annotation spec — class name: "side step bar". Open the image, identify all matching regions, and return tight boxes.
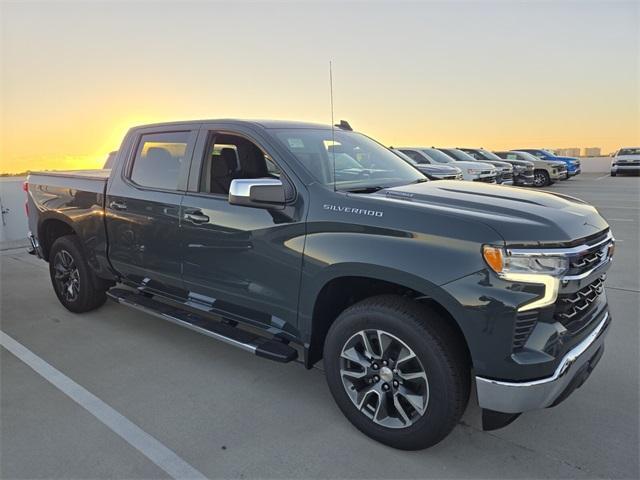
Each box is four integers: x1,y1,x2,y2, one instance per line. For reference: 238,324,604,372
107,288,298,363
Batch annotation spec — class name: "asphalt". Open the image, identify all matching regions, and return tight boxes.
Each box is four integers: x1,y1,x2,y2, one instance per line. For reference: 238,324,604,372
1,173,638,479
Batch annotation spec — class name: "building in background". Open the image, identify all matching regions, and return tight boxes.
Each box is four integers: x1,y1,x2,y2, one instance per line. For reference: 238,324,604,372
556,148,581,157
583,147,602,157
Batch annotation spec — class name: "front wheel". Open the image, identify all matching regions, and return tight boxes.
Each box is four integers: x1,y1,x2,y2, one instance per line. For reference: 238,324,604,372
323,295,470,450
533,169,550,187
611,171,617,177
49,235,108,313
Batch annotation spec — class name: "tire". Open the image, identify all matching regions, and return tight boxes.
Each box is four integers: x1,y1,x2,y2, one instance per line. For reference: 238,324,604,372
533,169,550,187
611,171,616,177
323,295,470,450
49,235,108,313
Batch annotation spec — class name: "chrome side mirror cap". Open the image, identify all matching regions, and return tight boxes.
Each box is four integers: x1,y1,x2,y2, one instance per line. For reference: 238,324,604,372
229,178,286,208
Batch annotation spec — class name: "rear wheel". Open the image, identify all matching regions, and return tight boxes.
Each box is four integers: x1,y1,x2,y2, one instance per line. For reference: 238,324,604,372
323,295,470,450
533,169,550,187
49,235,108,313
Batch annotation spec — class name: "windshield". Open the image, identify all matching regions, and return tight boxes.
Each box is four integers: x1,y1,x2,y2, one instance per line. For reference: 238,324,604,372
439,148,477,162
618,148,640,156
273,129,424,191
477,149,504,161
420,148,455,164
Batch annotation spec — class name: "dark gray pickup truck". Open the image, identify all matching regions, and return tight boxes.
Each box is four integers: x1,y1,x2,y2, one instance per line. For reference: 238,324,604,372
26,119,614,450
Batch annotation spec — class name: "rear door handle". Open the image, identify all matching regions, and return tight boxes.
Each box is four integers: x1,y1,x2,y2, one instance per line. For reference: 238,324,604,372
109,200,127,211
184,211,210,224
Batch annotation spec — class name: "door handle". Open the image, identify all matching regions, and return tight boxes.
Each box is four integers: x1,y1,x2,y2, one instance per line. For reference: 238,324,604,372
184,211,210,224
109,200,127,211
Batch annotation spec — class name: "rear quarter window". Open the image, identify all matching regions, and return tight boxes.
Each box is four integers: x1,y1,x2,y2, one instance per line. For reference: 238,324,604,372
130,132,190,190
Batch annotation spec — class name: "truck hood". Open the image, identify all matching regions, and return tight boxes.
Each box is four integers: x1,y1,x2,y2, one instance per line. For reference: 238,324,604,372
451,161,495,172
372,181,608,244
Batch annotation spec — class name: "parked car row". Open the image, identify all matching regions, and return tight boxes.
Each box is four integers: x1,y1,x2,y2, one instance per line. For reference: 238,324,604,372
391,146,578,187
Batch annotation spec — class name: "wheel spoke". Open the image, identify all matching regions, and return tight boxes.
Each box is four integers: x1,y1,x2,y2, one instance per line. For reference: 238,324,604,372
393,394,411,425
373,390,389,423
340,368,367,380
376,330,392,357
396,349,415,365
398,371,428,383
397,386,427,415
359,331,379,359
356,387,378,411
341,346,370,369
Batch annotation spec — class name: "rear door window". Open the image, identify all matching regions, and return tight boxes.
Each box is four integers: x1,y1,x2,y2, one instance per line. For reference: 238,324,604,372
130,132,191,190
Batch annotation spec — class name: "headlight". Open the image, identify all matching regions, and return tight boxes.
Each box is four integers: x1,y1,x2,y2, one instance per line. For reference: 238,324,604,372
482,246,569,311
483,246,569,276
515,165,526,172
467,168,483,174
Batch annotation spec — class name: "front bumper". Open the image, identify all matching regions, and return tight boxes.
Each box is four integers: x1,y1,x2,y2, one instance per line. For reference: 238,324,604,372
514,173,534,186
473,174,497,183
611,164,640,173
476,310,610,413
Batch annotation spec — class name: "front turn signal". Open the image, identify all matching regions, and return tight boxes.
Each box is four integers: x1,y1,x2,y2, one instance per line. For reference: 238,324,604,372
482,246,504,274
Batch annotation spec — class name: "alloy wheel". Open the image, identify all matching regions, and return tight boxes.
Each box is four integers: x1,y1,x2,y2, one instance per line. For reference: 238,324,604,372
340,329,429,429
534,172,546,187
53,250,80,302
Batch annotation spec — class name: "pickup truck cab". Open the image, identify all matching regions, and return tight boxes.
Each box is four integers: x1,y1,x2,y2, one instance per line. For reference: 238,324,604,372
610,147,640,176
515,149,581,177
26,119,614,450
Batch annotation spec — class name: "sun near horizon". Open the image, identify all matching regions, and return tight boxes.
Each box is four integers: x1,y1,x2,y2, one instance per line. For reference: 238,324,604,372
1,1,638,174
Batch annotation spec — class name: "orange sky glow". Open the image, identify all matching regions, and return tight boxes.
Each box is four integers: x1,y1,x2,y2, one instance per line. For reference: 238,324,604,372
1,1,638,174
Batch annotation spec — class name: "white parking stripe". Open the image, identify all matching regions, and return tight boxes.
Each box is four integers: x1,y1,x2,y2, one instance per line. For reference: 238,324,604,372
608,218,635,222
0,331,207,480
596,174,610,180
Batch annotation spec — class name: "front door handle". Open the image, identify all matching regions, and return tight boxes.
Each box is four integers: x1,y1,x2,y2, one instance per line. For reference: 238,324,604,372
109,200,127,211
184,211,210,224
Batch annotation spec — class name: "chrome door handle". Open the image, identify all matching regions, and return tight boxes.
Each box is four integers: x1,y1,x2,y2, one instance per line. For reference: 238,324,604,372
109,200,127,211
184,212,210,224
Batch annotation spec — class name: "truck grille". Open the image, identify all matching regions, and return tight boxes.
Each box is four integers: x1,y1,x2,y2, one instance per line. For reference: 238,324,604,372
501,172,513,180
554,275,605,333
565,230,613,277
474,175,495,183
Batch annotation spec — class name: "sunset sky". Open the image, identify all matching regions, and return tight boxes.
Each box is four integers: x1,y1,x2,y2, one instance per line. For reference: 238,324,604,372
1,0,638,174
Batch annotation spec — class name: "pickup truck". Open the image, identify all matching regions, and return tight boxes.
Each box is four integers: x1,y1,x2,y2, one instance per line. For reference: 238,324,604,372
515,149,581,177
26,119,614,450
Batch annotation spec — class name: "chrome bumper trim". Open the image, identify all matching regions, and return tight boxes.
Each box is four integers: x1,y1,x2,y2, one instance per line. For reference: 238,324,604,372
476,311,609,413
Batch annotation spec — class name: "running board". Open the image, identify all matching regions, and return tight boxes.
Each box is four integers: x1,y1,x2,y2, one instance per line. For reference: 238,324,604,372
107,288,298,363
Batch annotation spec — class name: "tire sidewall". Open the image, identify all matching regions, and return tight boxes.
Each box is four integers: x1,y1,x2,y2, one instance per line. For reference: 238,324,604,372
49,236,105,313
324,303,463,449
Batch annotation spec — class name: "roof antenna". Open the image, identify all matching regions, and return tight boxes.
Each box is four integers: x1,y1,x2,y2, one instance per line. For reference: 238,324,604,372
329,60,336,192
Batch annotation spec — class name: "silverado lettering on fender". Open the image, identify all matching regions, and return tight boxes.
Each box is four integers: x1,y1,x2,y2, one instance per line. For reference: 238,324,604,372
26,120,614,450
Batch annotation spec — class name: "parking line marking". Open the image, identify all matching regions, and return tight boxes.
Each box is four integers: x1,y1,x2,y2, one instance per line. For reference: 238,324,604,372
596,174,610,180
0,331,207,480
608,218,635,222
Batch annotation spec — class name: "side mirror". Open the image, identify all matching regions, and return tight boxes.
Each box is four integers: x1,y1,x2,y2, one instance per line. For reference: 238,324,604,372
229,178,286,209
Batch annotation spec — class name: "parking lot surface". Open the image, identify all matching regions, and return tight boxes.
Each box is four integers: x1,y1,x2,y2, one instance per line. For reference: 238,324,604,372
1,173,638,479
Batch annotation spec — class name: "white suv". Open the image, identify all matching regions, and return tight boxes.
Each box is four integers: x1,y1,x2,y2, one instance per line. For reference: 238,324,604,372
611,147,640,176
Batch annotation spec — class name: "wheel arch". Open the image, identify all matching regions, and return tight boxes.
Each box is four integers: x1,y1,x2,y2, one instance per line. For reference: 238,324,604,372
303,270,471,370
38,215,76,261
